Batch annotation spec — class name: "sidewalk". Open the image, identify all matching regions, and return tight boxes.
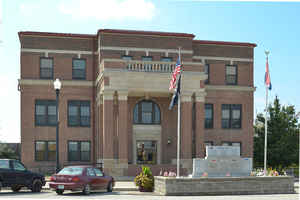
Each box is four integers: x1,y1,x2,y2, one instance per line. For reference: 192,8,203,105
43,181,138,191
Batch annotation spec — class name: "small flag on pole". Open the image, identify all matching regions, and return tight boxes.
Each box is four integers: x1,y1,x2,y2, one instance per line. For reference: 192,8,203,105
169,74,181,110
265,56,272,90
169,57,182,91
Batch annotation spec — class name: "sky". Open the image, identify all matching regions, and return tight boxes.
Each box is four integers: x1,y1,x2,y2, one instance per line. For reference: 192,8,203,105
0,0,299,142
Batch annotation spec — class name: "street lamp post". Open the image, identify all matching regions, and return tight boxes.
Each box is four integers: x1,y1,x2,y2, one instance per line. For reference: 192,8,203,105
53,78,61,173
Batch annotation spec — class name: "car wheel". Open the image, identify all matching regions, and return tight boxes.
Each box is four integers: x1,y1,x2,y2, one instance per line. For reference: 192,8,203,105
56,189,64,195
107,181,113,192
31,179,42,192
82,184,91,195
12,185,22,192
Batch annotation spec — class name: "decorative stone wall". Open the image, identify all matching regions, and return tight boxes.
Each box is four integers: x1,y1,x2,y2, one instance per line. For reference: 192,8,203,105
154,176,295,196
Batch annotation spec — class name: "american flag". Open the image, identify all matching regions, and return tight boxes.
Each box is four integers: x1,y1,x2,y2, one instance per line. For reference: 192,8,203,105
169,57,182,91
265,56,272,90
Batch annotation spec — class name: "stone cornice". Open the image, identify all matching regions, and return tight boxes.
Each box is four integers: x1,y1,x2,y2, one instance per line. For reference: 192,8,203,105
206,85,256,92
193,56,253,64
100,46,193,54
21,48,96,57
18,79,94,87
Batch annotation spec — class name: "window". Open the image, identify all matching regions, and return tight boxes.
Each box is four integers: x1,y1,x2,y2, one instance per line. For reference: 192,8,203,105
72,59,86,80
94,168,104,177
161,57,172,62
58,167,83,175
226,65,237,85
136,141,157,164
204,141,214,146
222,104,242,129
222,142,241,155
205,104,213,128
40,58,53,79
35,100,56,126
13,160,26,171
122,55,133,61
142,56,153,61
0,160,10,169
68,141,91,162
133,100,160,124
68,101,90,127
204,64,209,84
86,168,96,176
35,141,56,161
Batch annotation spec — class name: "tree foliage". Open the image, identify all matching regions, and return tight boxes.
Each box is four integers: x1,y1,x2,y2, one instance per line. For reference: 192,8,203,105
254,96,299,170
0,144,19,159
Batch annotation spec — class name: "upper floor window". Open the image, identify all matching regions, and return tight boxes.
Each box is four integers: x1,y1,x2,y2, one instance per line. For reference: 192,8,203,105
68,141,91,162
133,100,160,124
222,104,242,129
68,100,90,127
205,104,213,129
35,141,56,161
122,55,133,61
204,64,209,84
226,65,237,85
161,57,172,62
35,100,56,126
40,58,53,79
72,59,86,80
142,56,153,62
222,142,241,155
204,141,214,146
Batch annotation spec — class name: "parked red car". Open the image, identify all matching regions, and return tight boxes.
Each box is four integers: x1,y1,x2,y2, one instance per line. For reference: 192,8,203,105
49,166,114,195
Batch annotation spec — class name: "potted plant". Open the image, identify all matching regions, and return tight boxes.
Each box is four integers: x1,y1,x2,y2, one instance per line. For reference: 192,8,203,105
134,166,154,192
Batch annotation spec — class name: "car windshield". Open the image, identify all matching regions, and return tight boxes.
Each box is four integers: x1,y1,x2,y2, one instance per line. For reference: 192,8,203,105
58,167,84,175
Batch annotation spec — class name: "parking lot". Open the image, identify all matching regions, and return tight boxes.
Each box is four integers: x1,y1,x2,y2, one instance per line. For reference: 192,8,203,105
0,181,298,200
0,189,298,200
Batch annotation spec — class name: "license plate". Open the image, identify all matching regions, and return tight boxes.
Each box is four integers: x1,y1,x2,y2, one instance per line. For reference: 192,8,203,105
58,185,64,189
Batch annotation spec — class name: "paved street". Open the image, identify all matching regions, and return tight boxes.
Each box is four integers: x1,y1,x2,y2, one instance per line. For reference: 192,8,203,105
0,180,298,200
0,190,298,200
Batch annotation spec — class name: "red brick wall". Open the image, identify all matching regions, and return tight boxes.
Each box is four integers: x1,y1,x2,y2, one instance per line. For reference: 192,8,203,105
20,36,96,51
204,90,254,157
21,52,94,81
20,85,94,169
193,43,253,58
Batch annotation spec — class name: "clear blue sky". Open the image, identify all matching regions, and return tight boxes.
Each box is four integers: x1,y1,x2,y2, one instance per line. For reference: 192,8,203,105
0,0,299,142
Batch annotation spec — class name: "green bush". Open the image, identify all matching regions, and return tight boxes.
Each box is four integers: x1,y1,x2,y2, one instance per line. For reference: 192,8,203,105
134,166,154,192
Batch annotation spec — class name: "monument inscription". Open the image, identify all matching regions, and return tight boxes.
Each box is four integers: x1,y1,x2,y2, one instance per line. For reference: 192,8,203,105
192,146,252,177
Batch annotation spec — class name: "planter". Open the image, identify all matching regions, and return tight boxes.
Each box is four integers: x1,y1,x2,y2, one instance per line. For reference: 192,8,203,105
139,186,153,192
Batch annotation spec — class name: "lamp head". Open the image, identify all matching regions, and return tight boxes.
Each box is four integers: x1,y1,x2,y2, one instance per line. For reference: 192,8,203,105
53,78,62,90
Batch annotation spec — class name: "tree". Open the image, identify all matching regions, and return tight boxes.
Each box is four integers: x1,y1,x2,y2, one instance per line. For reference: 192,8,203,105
0,144,19,159
254,96,299,170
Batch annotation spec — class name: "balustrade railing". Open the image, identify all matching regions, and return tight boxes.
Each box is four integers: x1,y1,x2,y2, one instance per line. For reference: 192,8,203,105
126,61,175,73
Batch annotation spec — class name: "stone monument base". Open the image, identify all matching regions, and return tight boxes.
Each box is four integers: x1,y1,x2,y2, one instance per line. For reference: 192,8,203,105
154,176,294,196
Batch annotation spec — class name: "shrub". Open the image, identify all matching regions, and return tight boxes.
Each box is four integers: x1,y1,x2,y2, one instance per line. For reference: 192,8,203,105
134,166,154,192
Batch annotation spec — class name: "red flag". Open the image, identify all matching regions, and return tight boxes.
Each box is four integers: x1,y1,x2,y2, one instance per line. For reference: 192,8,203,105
264,57,272,90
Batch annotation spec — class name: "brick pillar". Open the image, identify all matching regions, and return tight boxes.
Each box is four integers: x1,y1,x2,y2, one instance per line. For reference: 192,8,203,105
195,92,206,158
102,90,114,159
118,91,128,160
180,93,193,174
181,93,193,159
96,94,103,164
117,91,129,176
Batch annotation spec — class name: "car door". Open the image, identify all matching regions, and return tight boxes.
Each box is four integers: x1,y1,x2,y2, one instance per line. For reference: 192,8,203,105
86,168,98,191
12,160,31,186
93,168,107,189
0,160,15,186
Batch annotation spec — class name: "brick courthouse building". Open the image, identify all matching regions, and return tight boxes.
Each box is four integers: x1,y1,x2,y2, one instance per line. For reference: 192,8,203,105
18,29,256,176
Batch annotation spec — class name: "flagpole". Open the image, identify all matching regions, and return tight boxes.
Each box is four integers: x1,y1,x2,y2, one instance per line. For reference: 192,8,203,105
264,51,269,176
177,47,181,178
